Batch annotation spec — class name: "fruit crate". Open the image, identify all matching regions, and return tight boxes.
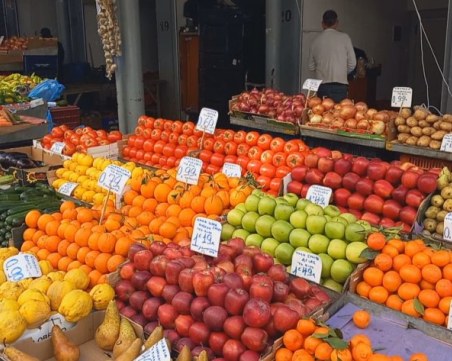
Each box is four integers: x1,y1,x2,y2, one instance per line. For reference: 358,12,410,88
50,106,81,128
399,153,452,170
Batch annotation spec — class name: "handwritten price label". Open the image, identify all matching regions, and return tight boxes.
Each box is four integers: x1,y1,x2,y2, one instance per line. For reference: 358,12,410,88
443,213,452,242
30,314,75,342
291,251,322,283
50,142,65,154
191,217,222,257
306,185,332,208
134,339,171,361
440,134,452,153
448,302,452,330
177,157,202,185
391,87,413,108
196,107,219,134
3,253,42,282
303,78,323,92
222,163,242,178
58,182,78,196
98,165,131,195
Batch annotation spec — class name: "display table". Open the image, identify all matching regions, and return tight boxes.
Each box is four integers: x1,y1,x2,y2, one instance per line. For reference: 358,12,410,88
0,121,47,148
63,83,116,106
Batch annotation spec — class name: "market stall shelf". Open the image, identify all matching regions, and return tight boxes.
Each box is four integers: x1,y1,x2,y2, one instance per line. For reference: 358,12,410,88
230,115,299,135
387,140,452,162
0,122,47,146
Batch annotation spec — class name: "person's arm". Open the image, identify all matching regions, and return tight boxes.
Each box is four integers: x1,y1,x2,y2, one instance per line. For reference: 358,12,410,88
308,45,316,72
345,36,357,74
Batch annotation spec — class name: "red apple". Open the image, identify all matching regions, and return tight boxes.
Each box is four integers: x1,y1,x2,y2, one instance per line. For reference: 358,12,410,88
382,200,402,220
149,255,169,276
290,277,311,298
131,313,147,327
251,273,273,285
291,166,308,182
165,260,186,285
273,304,299,332
363,194,384,214
406,189,424,208
243,299,271,328
241,327,268,352
348,192,365,210
234,254,253,270
348,208,362,220
129,290,149,311
204,306,229,331
305,169,324,185
224,316,246,340
131,270,151,291
385,166,404,186
399,206,417,225
304,153,319,168
193,270,215,296
323,171,342,189
208,283,230,307
189,322,211,344
128,242,147,262
304,297,324,313
149,241,166,256
142,297,163,321
239,350,260,361
250,281,273,303
144,321,159,335
190,296,210,321
318,157,334,173
116,299,125,311
313,147,332,157
175,337,196,352
356,178,374,196
225,288,249,315
287,181,303,195
217,261,235,274
272,281,290,302
146,276,166,297
157,304,178,328
172,291,193,315
253,252,274,273
334,158,352,176
223,273,244,289
373,179,394,199
228,237,246,255
209,332,229,356
120,306,136,319
178,257,195,269
163,247,183,260
237,267,253,291
192,346,215,360
367,161,387,180
352,157,370,176
119,262,135,280
175,314,195,337
115,280,135,302
342,172,360,191
162,284,180,303
268,264,289,283
380,217,396,228
164,329,180,346
223,340,246,361
392,185,408,205
334,188,352,207
401,170,420,189
417,173,437,194
361,212,381,225
133,250,154,271
178,268,195,293
300,184,311,198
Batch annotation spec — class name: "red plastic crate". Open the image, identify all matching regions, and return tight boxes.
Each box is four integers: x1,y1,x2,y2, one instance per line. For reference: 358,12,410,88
400,154,452,170
50,106,80,128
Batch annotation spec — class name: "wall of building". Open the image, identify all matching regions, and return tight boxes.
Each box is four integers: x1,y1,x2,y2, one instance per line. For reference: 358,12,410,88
17,0,57,37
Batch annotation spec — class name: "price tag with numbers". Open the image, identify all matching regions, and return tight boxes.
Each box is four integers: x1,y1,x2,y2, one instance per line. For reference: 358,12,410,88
196,107,219,134
443,213,452,242
191,217,222,257
177,157,202,185
3,253,42,282
291,251,322,283
98,165,131,195
134,339,171,361
50,142,65,154
448,303,452,330
440,134,452,153
306,185,332,208
58,182,78,196
222,163,242,178
302,79,323,92
391,87,413,108
30,314,75,342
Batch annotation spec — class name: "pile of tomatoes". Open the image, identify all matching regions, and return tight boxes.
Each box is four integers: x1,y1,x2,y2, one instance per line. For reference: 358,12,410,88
41,125,123,156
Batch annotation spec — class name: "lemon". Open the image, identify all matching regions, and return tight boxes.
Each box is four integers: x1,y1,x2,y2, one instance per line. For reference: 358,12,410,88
101,159,112,170
53,179,65,189
55,168,66,178
61,170,72,180
78,154,94,167
132,167,144,179
63,159,72,169
75,165,89,175
69,172,79,183
93,193,105,205
69,162,78,171
93,157,103,170
82,190,95,203
38,260,53,275
73,186,87,199
77,175,89,183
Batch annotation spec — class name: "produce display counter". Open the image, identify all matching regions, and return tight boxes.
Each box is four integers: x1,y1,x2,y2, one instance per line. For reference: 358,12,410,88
230,115,299,135
0,121,47,147
387,141,452,162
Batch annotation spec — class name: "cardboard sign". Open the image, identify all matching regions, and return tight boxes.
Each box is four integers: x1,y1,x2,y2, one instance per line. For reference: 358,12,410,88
443,213,452,242
291,250,322,283
222,163,242,178
391,87,413,108
303,79,323,92
30,314,75,343
3,253,42,282
50,142,65,154
58,182,78,196
196,107,219,134
176,157,202,185
134,339,171,361
306,185,332,207
191,217,222,257
448,302,452,331
440,134,452,153
98,165,131,195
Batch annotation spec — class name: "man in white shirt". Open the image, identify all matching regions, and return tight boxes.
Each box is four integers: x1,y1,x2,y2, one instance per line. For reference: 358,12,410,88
308,10,356,102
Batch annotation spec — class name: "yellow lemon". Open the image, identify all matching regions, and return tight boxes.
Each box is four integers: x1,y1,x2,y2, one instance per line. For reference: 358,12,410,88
74,165,89,175
81,190,95,203
78,154,94,167
55,168,66,178
63,159,72,169
68,172,79,183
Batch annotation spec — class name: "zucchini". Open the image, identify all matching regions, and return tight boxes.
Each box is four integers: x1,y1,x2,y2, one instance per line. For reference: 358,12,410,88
5,211,29,226
6,204,38,216
0,194,20,201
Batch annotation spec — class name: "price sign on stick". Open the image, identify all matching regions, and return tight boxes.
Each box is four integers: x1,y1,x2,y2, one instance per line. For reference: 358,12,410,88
302,79,323,92
222,163,242,178
134,339,171,361
191,217,222,257
440,134,452,152
177,157,202,185
443,213,452,242
196,107,219,134
291,251,322,283
306,185,332,208
3,253,42,282
391,87,413,108
50,142,65,154
58,182,78,196
98,165,131,195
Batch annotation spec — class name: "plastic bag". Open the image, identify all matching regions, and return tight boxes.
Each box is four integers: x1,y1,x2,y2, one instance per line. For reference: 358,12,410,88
28,79,65,101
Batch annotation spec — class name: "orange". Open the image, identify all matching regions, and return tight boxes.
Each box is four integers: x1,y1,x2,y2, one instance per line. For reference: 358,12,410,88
431,250,450,267
389,356,404,361
105,218,121,232
166,204,181,217
367,232,386,250
107,254,125,272
353,309,371,329
60,200,76,213
314,342,333,361
401,299,421,318
275,348,293,361
410,353,429,361
98,233,116,253
44,220,60,236
123,190,139,205
140,181,157,198
356,281,372,298
363,267,384,287
74,227,91,247
179,192,194,209
229,189,247,207
66,243,80,260
397,282,420,300
313,327,329,336
88,269,102,288
282,329,304,351
352,342,373,361
46,253,61,269
179,208,196,227
25,210,41,228
421,264,442,284
442,263,452,281
412,252,431,268
142,198,158,212
385,294,403,311
44,235,60,252
159,222,177,239
63,223,78,243
37,214,54,231
330,348,352,361
76,246,91,264
296,319,316,337
94,252,111,274
399,264,422,283
115,237,134,257
128,205,143,218
418,289,440,308
67,260,82,271
382,271,402,293
423,307,445,325
438,296,452,314
387,238,405,253
62,208,77,220
85,250,101,268
392,254,411,272
303,336,323,355
23,228,36,242
21,240,35,252
76,208,94,223
57,256,72,271
404,241,423,257
435,279,452,297
154,183,172,203
374,253,393,272
382,244,399,258
132,195,146,208
292,349,314,361
350,334,372,348
368,354,391,361
368,286,389,304
79,264,92,275
420,280,435,290
191,195,206,213
204,195,224,216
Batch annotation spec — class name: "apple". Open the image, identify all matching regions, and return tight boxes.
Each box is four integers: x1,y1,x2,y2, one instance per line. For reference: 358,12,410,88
271,220,294,242
306,215,327,234
250,281,273,303
268,264,289,283
367,161,387,180
245,194,260,212
204,306,229,331
305,168,324,184
401,170,420,189
131,313,147,327
289,228,310,248
308,234,330,254
261,238,280,256
221,223,236,241
330,259,355,283
207,283,230,307
304,202,324,216
119,262,135,280
406,189,424,208
341,213,357,224
327,238,347,259
334,158,352,176
392,185,408,205
352,157,369,176
290,277,311,298
291,166,309,182
225,288,249,315
347,193,365,210
275,243,295,265
304,153,319,168
361,212,381,225
175,314,195,337
178,268,196,293
399,206,417,225
172,291,193,315
284,193,299,206
319,253,334,278
165,260,186,285
149,255,169,277
334,188,351,207
345,223,365,242
324,205,341,217
346,241,369,263
253,252,274,272
144,321,159,335
382,200,402,219
313,147,332,157
274,203,295,221
128,243,147,262
131,270,151,291
240,350,260,361
223,340,246,361
363,194,384,214
324,221,345,239
133,250,154,271
355,178,374,196
193,270,215,297
189,322,211,344
380,217,396,228
129,290,149,311
175,337,196,352
227,209,245,227
228,237,246,254
287,181,303,195
162,284,180,303
236,204,247,213
289,210,307,229
120,305,136,319
241,327,268,352
348,209,362,220
146,276,166,297
273,304,299,332
235,254,253,269
257,196,277,216
190,296,210,321
318,157,334,173
374,179,394,199
243,298,271,328
272,281,290,302
224,273,244,289
192,347,215,360
385,166,404,186
163,248,183,260
417,173,437,194
232,229,250,240
149,241,166,256
245,233,264,248
255,215,276,237
322,278,343,292
341,172,360,191
296,198,310,210
209,332,229,356
224,316,246,339
241,211,259,233
323,171,342,189
157,304,178,328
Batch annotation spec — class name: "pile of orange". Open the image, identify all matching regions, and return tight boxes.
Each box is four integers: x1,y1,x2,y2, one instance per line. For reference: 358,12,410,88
357,232,452,327
275,318,429,361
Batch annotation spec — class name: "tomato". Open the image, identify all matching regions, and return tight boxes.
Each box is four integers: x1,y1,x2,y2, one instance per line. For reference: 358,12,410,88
259,163,276,178
135,125,145,136
142,128,152,139
143,139,155,152
76,144,87,153
177,134,188,146
270,137,285,152
98,139,109,145
284,139,302,153
272,152,287,167
154,140,166,154
75,128,84,135
107,130,122,142
247,159,262,174
237,143,250,157
122,146,131,157
245,131,259,146
163,143,176,157
199,149,213,163
82,126,93,134
163,120,173,131
233,130,246,144
193,128,203,137
83,137,99,148
298,140,308,152
257,134,272,150
249,146,263,160
86,129,98,139
171,120,183,133
224,141,237,155
237,156,250,170
63,142,76,156
134,136,145,149
154,118,164,129
211,153,225,167
70,134,81,145
135,149,145,160
224,155,238,164
182,122,194,135
213,140,225,154
166,156,177,168
144,116,155,129
143,152,152,162
51,126,64,139
260,150,274,164
59,124,69,132
161,130,170,142
174,145,188,159
151,153,160,164
256,175,271,189
276,165,291,178
128,135,137,147
159,156,168,166
80,134,93,143
151,129,162,141
64,130,75,141
187,135,199,148
222,130,235,142
206,164,220,175
42,134,53,145
96,129,108,139
202,138,214,151
138,115,148,127
286,152,305,168
269,177,282,191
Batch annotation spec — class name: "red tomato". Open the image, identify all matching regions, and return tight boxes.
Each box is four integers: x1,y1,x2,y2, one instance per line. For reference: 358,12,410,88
59,124,69,132
213,140,225,154
154,118,164,129
211,153,225,167
245,131,259,146
63,142,76,156
70,134,81,145
178,134,188,146
167,156,177,168
203,138,214,151
256,175,271,189
259,163,276,178
159,156,168,166
233,130,246,144
237,143,250,157
51,127,64,139
143,152,152,162
107,130,122,142
171,120,183,134
269,177,282,191
151,129,162,141
276,165,291,178
128,135,137,147
222,130,235,142
224,141,237,155
142,128,152,139
162,143,176,157
224,155,238,164
134,125,145,136
163,120,173,131
153,140,166,154
161,130,170,142
138,115,147,127
272,152,287,167
122,146,131,157
175,145,188,159
187,135,199,148
284,139,302,153
249,146,263,160
193,128,203,137
134,136,145,149
151,153,160,164
199,149,213,163
247,159,262,174
42,134,53,145
260,150,274,164
144,116,155,129
237,156,250,170
135,149,145,160
98,139,109,145
270,137,285,152
182,122,194,135
286,152,304,168
143,139,155,152
206,164,220,175
257,134,272,150
75,128,84,135
63,130,75,141
76,144,87,153
83,137,98,148
166,132,177,145
80,134,93,143
96,129,108,139
82,126,93,134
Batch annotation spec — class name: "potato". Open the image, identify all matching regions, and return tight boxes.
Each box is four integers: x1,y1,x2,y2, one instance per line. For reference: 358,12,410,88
422,127,435,136
405,136,418,145
397,133,410,143
442,114,452,123
397,125,411,133
431,130,446,140
439,122,452,131
406,117,418,127
410,126,422,137
426,114,440,123
433,121,442,129
394,116,406,126
418,120,429,128
429,140,442,149
417,135,431,147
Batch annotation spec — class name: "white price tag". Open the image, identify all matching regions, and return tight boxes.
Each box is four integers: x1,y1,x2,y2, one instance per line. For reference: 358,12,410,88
3,253,42,282
196,107,219,134
303,78,323,92
448,302,452,330
440,134,452,152
30,314,75,342
222,163,242,178
58,182,78,196
306,185,332,207
50,142,65,154
291,251,322,283
134,339,171,361
443,213,452,242
30,98,44,108
98,165,131,195
191,217,222,257
176,157,202,185
391,87,413,107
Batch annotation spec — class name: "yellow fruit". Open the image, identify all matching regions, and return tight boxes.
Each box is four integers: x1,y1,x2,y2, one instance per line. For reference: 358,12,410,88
69,172,79,182
47,280,75,311
74,165,89,175
53,179,66,189
93,157,103,169
0,270,5,284
55,168,66,178
18,278,33,289
47,271,65,282
101,159,112,170
73,186,87,199
79,154,94,167
93,193,105,205
89,283,115,310
64,269,90,290
82,190,96,203
77,175,89,183
39,260,54,275
19,300,51,328
0,246,19,261
28,276,53,293
95,300,120,351
0,310,27,343
132,167,144,179
0,298,19,312
63,160,72,169
18,289,49,306
4,346,40,361
0,281,24,300
59,289,93,322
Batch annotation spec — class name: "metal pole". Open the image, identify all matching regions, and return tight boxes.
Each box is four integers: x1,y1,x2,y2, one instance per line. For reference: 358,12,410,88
265,0,282,89
441,0,452,113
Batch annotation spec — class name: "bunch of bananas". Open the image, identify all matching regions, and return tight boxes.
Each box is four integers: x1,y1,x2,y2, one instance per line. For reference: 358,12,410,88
0,73,43,104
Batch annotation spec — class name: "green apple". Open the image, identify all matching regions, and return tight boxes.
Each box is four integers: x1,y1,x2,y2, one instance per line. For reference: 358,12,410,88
308,234,330,254
324,205,341,217
236,203,247,213
296,198,311,210
232,229,250,240
332,216,348,226
255,215,276,237
340,212,357,224
295,246,313,254
252,189,265,196
245,233,264,248
322,278,344,293
274,204,295,221
356,220,372,232
275,243,295,265
245,194,260,212
241,211,260,233
327,239,348,259
325,215,332,222
227,209,245,227
261,238,280,256
289,210,308,228
258,196,277,216
284,193,299,206
319,253,334,278
324,221,346,240
346,242,369,263
345,223,365,242
330,259,355,283
275,197,289,205
306,215,327,234
221,223,235,241
304,203,324,216
289,228,311,248
271,220,294,242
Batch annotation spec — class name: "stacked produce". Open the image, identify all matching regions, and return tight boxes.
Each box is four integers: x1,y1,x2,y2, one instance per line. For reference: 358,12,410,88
222,190,370,292
286,147,439,230
229,88,306,124
0,150,41,169
393,107,452,149
0,73,43,105
304,97,395,135
0,36,28,50
114,238,331,359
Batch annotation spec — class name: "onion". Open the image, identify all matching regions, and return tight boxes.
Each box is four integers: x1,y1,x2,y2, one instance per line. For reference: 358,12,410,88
321,98,335,111
239,102,250,112
332,118,345,127
334,104,342,111
373,112,390,122
340,98,354,106
400,108,412,118
371,120,386,135
268,111,276,118
354,101,368,112
344,118,357,128
294,106,304,117
307,96,322,108
366,108,378,118
309,114,323,123
248,98,257,107
312,104,325,115
357,119,369,129
323,113,335,123
355,111,366,121
340,105,357,120
413,108,429,120
258,105,269,114
332,110,341,118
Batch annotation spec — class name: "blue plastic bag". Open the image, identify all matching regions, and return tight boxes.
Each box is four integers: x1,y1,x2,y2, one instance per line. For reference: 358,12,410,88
28,79,65,101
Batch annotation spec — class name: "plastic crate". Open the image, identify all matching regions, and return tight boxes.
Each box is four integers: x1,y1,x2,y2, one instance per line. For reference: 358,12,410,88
50,106,80,128
399,154,452,169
